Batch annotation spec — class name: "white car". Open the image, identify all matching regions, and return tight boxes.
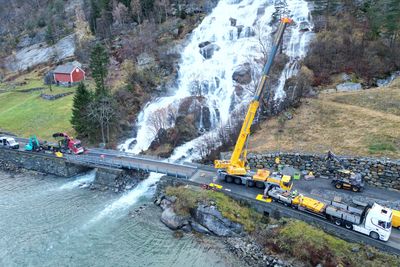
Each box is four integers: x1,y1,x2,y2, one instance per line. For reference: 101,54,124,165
0,136,20,149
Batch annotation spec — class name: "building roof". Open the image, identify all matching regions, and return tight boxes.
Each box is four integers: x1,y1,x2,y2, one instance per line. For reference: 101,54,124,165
54,64,84,74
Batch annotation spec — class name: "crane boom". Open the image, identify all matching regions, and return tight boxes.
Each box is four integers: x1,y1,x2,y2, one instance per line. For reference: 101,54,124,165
215,17,292,176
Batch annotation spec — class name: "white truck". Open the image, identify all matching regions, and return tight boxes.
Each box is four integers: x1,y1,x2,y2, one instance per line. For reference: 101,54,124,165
265,188,393,241
326,202,392,241
0,136,20,149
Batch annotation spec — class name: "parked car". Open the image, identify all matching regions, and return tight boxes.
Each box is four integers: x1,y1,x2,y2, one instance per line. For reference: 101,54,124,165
0,136,19,149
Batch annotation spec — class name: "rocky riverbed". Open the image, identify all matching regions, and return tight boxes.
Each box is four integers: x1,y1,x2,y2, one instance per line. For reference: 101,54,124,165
154,179,294,267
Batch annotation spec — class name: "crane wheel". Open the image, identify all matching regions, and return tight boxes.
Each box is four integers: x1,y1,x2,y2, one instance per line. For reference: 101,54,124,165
335,183,342,189
247,180,255,187
255,182,265,189
234,177,242,185
225,176,233,183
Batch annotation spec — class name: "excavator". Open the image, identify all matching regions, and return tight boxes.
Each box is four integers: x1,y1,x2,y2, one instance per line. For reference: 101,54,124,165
214,17,293,192
326,151,364,192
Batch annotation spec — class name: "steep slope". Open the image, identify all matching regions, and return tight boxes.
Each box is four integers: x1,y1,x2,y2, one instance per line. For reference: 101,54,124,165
249,78,400,158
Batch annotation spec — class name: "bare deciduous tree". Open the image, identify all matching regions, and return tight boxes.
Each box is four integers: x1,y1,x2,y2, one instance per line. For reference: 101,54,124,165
87,96,116,144
130,0,142,25
147,107,169,136
112,1,129,25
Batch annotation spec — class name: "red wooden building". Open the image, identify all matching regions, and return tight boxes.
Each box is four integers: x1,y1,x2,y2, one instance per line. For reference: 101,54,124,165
53,64,85,85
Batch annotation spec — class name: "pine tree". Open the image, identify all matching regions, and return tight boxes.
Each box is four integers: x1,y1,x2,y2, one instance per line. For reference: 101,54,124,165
45,24,55,45
71,83,93,136
89,43,109,96
90,0,101,33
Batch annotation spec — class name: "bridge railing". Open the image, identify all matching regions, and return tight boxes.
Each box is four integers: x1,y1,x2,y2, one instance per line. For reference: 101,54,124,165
65,154,197,179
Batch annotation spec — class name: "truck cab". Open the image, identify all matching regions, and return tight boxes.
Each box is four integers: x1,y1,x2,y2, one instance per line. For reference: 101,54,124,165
68,139,84,154
353,203,392,241
0,136,19,149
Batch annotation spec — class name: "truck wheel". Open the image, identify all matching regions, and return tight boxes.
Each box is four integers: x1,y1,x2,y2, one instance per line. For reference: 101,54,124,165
344,222,353,230
247,180,255,187
369,231,379,240
334,218,342,226
234,177,242,185
225,176,233,183
335,183,342,189
255,182,265,189
351,186,359,192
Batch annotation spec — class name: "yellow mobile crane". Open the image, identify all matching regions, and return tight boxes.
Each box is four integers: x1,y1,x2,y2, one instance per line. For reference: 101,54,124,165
214,17,293,191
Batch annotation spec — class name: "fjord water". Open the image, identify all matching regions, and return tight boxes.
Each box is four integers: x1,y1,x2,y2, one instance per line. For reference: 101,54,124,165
0,171,239,266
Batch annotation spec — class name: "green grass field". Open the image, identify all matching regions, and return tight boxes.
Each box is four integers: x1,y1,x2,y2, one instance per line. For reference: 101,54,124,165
0,70,82,140
0,89,75,140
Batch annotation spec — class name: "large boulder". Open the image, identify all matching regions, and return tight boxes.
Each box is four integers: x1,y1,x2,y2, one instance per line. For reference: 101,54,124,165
200,43,220,59
161,207,189,230
178,96,211,130
232,63,252,85
193,204,243,236
336,82,362,92
190,221,212,235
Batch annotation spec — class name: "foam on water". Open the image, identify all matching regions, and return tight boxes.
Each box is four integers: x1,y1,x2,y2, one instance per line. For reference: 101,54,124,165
57,170,96,190
87,173,162,224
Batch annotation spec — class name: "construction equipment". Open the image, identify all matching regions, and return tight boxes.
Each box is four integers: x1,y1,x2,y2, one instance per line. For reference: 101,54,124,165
52,132,84,155
265,187,393,241
392,209,400,229
0,136,19,149
214,17,293,191
326,151,364,192
25,136,41,151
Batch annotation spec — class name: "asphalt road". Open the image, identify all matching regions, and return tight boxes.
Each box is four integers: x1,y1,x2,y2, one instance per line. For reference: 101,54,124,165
190,169,400,249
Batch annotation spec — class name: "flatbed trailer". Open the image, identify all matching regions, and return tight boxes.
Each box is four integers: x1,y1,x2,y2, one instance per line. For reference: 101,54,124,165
266,188,393,241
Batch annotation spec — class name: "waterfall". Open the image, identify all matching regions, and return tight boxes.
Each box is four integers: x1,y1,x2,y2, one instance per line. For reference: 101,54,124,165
100,0,314,221
274,0,314,101
120,0,313,154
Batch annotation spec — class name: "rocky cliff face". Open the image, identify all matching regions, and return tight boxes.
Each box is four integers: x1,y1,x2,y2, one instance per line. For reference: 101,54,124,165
5,35,76,72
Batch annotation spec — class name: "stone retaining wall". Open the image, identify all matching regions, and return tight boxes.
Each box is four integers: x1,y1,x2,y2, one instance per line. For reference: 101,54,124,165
0,148,89,177
93,167,148,193
40,92,73,100
246,152,400,190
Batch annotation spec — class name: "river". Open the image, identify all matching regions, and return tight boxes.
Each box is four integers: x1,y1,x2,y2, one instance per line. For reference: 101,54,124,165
0,171,242,267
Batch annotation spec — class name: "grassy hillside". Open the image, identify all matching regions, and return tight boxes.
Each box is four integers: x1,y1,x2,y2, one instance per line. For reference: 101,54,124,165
0,71,76,140
249,78,400,158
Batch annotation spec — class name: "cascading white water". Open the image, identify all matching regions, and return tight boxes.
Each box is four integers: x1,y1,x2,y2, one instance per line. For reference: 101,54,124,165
86,173,161,225
274,0,314,101
95,0,314,221
121,0,313,154
120,0,279,153
57,170,96,190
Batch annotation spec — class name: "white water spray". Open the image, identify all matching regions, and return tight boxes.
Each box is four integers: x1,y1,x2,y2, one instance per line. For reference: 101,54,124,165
87,173,162,224
57,170,96,190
